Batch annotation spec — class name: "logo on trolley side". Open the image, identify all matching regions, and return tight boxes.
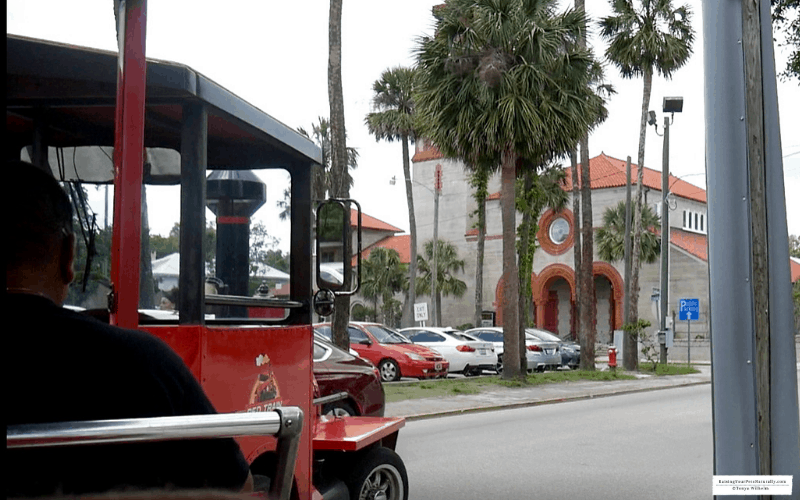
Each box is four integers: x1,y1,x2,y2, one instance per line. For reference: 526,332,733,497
245,353,283,413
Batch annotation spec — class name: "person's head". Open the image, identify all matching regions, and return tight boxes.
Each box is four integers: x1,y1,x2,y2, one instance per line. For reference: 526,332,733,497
160,287,179,310
7,161,75,304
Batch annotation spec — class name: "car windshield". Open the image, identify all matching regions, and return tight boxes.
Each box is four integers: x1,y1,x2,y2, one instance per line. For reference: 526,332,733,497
365,325,409,344
527,329,561,342
449,332,473,342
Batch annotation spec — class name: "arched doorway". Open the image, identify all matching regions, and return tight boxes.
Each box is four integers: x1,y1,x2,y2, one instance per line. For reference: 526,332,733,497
592,262,624,342
532,264,576,339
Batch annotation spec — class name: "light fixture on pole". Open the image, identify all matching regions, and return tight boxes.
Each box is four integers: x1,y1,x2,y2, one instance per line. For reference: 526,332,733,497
649,96,683,364
391,171,441,326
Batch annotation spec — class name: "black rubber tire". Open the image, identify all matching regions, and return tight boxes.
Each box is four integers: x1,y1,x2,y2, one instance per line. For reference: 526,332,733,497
323,400,357,417
378,359,400,382
496,354,504,374
345,447,409,500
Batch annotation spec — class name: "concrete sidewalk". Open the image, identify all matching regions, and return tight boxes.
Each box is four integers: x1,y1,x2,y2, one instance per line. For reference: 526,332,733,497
385,364,712,420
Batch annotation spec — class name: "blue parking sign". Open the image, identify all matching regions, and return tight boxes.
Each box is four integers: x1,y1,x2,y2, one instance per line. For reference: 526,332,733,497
679,298,700,321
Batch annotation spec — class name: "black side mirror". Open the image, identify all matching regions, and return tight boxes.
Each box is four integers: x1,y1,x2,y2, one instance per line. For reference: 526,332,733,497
315,199,361,295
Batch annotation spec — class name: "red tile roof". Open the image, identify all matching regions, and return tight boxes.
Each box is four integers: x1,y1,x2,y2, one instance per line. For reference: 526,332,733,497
563,153,706,203
477,153,706,204
412,144,444,162
670,228,708,261
350,209,403,233
791,258,800,283
358,235,412,265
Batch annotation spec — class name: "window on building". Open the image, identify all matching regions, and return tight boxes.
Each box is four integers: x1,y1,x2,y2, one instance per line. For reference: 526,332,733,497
682,209,707,234
548,217,570,245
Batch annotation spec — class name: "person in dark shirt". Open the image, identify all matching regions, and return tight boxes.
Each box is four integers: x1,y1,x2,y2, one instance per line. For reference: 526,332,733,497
5,161,253,496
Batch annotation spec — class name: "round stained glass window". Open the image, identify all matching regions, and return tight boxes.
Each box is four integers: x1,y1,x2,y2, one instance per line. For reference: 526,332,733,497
549,217,570,245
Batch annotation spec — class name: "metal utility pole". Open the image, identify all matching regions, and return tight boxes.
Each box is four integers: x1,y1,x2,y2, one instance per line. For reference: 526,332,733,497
432,164,442,326
624,156,632,328
703,0,800,488
660,116,670,365
650,96,682,365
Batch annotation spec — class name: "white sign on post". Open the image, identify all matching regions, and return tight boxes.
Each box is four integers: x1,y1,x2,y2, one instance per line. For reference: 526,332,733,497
414,303,428,322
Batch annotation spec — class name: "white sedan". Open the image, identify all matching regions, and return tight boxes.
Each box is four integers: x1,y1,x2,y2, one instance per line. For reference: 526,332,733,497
399,327,497,376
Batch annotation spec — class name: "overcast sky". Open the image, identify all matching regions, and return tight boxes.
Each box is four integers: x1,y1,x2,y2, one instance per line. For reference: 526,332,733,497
7,0,799,244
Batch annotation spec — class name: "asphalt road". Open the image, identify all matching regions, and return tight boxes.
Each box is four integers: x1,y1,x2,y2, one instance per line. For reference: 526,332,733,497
396,384,713,500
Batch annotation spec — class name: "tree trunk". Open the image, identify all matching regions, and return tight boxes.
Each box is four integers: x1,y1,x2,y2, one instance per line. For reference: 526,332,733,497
475,192,486,329
328,0,350,351
518,171,534,375
501,147,522,380
436,291,443,327
401,135,417,327
626,65,654,371
473,167,488,329
579,137,595,370
570,149,582,343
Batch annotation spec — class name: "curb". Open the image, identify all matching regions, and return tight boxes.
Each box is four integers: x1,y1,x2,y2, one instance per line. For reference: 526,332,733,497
397,379,712,421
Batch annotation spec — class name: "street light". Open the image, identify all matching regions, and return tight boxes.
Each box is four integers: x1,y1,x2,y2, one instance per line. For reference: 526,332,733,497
390,168,442,327
649,96,683,364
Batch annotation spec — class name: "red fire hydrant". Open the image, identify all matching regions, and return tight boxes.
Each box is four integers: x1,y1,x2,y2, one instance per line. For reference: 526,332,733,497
608,346,618,371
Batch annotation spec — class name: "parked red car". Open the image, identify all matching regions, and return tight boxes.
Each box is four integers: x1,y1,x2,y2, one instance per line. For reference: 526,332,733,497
314,322,449,382
313,334,385,417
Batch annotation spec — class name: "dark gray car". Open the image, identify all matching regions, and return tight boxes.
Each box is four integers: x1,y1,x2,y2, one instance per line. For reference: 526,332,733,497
525,328,580,369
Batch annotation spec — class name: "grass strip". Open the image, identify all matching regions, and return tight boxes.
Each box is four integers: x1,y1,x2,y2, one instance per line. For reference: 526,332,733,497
636,363,700,375
385,370,637,402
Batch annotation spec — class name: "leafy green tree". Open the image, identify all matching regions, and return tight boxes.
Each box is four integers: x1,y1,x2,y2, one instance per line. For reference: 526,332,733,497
596,201,661,264
516,165,569,342
67,225,113,308
416,240,467,327
600,0,694,370
415,0,604,379
249,221,280,276
156,222,217,274
772,0,800,82
352,303,378,322
360,247,408,327
793,280,800,334
366,66,419,328
469,163,493,329
789,234,800,259
151,229,179,259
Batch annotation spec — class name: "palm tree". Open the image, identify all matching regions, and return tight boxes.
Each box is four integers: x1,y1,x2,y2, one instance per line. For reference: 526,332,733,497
328,0,350,351
600,0,694,370
596,201,661,264
295,117,359,213
416,240,467,327
365,67,418,328
360,247,407,327
415,0,604,379
572,61,615,370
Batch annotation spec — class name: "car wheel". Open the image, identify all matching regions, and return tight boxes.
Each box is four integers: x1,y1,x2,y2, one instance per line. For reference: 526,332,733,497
378,359,400,382
345,447,408,500
496,355,503,374
323,401,357,417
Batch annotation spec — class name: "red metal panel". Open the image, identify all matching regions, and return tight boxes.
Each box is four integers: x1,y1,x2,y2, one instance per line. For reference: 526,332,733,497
110,0,148,328
313,417,405,452
140,325,203,376
150,324,314,499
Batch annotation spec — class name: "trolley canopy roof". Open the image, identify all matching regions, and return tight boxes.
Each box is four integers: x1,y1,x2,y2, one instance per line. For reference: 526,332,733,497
6,35,322,182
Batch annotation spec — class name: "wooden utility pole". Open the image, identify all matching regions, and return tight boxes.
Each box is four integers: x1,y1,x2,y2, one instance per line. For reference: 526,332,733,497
703,0,800,486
